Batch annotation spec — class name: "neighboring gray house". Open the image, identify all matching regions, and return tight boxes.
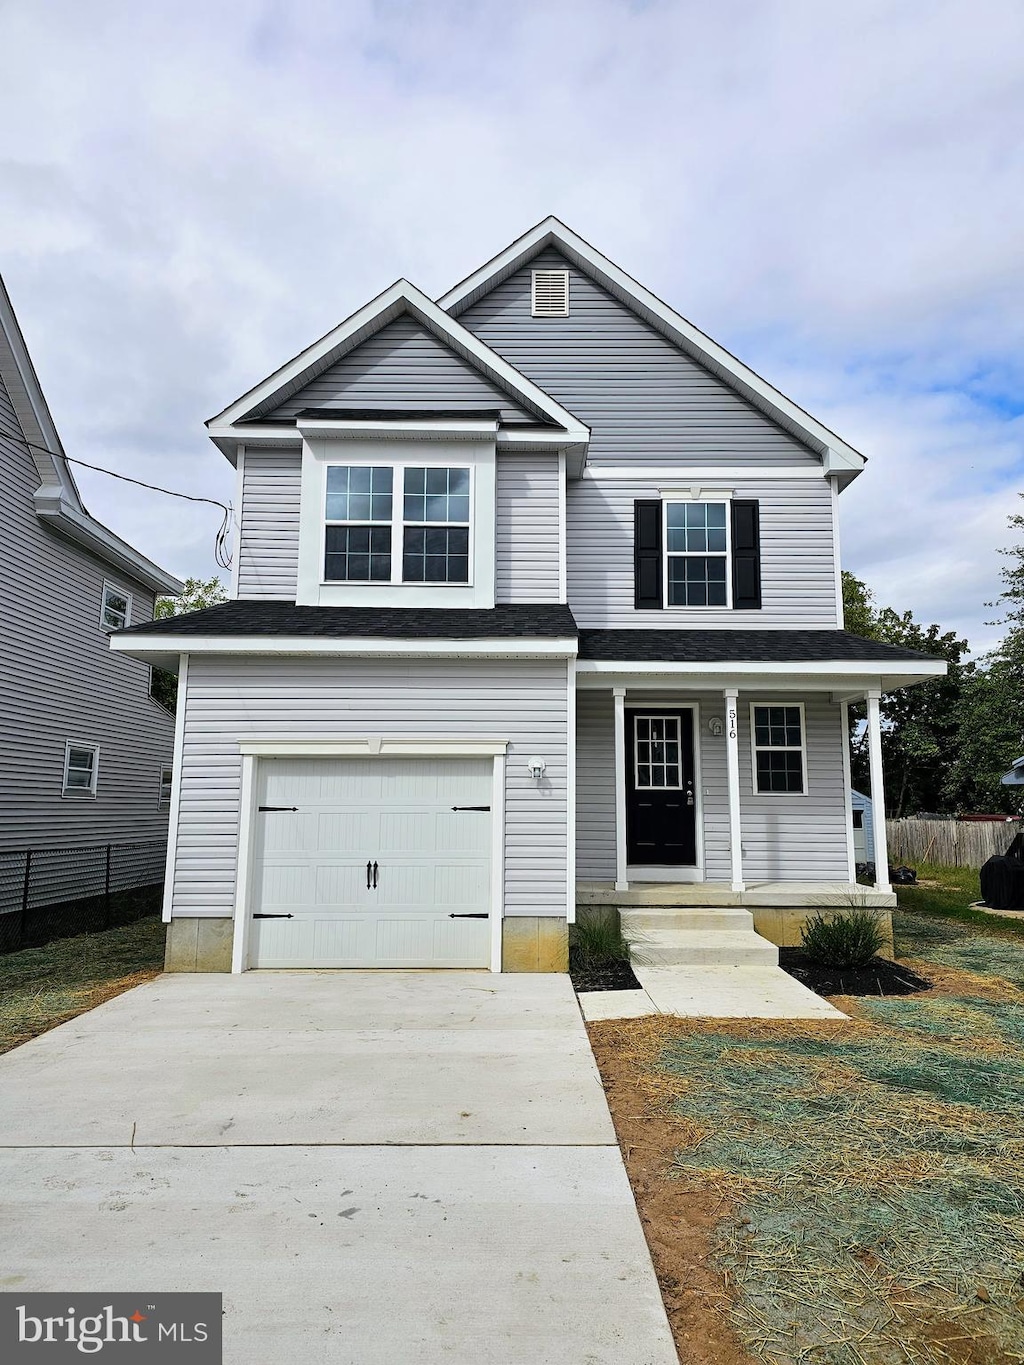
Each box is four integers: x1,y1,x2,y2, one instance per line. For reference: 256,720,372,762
113,219,944,973
0,274,182,921
851,790,876,865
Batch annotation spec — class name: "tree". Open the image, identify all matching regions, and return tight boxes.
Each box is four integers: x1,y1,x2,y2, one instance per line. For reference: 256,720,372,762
945,496,1024,813
156,575,227,619
841,571,877,639
150,577,228,712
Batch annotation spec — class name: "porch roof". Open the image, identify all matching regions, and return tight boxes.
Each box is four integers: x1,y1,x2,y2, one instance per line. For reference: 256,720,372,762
577,628,941,666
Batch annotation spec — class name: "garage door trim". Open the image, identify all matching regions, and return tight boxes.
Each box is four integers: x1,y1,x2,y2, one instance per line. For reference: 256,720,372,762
231,742,507,973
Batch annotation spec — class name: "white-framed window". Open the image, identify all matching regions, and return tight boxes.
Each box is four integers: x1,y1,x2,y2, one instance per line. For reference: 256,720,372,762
750,704,807,795
158,766,173,808
664,501,730,607
100,582,132,631
633,714,683,790
323,462,473,586
62,741,99,796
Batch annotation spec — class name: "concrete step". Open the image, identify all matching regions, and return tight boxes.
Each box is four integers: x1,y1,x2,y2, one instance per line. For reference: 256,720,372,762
620,906,755,934
632,929,779,968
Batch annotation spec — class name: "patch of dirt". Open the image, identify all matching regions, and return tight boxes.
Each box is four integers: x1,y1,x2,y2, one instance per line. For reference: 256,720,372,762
569,955,642,992
779,948,932,997
588,1017,756,1365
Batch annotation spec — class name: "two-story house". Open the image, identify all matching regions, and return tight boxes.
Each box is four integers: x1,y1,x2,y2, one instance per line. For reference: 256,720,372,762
0,273,182,941
113,220,944,975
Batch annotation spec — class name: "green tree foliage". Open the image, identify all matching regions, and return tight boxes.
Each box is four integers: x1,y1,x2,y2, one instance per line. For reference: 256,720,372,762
842,570,877,639
155,575,227,619
150,577,228,712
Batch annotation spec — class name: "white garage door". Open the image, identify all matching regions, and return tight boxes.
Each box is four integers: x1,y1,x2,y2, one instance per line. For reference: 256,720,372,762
249,756,493,968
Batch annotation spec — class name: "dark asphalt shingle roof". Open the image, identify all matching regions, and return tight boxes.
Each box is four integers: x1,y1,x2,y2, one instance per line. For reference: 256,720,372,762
577,629,942,664
118,601,578,639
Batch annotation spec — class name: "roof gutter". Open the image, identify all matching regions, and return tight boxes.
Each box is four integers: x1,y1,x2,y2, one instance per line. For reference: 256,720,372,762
35,486,183,595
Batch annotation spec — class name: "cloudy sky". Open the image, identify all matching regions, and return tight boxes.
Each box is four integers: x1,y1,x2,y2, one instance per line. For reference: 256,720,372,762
2,0,1022,651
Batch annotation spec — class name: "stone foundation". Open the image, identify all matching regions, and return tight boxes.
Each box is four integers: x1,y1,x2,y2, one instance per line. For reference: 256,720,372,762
164,917,234,972
501,916,569,972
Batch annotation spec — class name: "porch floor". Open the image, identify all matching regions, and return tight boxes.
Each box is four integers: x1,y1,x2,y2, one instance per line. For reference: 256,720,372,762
577,880,897,910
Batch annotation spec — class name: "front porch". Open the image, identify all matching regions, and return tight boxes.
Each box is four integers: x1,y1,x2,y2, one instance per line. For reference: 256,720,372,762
577,879,896,909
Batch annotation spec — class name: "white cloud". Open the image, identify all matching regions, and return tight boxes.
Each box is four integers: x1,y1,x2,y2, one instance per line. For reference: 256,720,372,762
0,0,1021,645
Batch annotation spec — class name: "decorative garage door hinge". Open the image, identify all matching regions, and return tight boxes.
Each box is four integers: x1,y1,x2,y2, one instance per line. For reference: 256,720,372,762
253,913,294,919
259,806,299,812
448,913,488,919
451,806,490,812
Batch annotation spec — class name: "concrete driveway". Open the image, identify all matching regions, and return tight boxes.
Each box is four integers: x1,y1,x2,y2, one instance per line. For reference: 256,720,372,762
0,972,677,1364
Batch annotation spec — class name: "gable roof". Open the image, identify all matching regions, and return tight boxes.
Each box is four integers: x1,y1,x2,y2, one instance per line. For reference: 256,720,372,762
439,218,866,481
207,278,590,464
0,273,182,595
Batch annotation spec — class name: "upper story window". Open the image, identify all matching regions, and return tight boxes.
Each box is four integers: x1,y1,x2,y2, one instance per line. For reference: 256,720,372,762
100,582,132,631
63,741,99,797
665,501,729,607
323,463,472,586
751,704,806,795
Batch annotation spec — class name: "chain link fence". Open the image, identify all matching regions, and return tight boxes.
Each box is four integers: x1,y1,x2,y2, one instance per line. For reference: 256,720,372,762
0,839,166,953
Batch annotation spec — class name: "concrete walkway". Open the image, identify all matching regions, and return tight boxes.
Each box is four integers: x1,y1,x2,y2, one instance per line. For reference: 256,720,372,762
0,973,676,1365
579,964,847,1021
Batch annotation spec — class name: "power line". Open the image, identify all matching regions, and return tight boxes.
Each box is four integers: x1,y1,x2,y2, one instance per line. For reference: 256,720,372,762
13,435,232,571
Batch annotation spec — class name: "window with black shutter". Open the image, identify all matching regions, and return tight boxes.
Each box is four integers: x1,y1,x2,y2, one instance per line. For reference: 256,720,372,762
633,500,663,609
731,500,762,610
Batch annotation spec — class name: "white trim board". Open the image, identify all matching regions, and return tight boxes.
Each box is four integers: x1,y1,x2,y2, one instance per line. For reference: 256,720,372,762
161,653,189,923
112,634,579,660
577,660,946,680
439,217,866,479
236,738,509,757
583,465,826,482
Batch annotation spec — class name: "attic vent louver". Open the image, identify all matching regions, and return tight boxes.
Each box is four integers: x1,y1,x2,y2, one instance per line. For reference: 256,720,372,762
531,269,569,317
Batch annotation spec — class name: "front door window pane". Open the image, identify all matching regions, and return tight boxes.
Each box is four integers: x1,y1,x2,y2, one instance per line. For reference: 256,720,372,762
634,716,682,789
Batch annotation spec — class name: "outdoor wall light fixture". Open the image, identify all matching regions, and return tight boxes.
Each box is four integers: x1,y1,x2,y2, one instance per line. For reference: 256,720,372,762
708,717,724,737
526,756,547,780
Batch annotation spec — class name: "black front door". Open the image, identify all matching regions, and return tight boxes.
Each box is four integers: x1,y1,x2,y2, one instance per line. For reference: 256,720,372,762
625,710,697,866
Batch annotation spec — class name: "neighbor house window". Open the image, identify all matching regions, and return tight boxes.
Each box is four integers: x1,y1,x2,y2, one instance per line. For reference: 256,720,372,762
158,767,173,808
751,705,806,795
100,582,131,630
665,502,729,607
852,810,864,830
63,742,99,796
323,463,472,585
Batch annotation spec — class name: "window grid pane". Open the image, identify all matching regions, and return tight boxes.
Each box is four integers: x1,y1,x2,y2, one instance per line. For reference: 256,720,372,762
324,525,392,581
102,590,128,629
752,706,804,794
325,466,393,523
634,716,682,789
666,501,727,553
667,556,728,607
65,748,96,791
402,527,470,583
403,467,471,524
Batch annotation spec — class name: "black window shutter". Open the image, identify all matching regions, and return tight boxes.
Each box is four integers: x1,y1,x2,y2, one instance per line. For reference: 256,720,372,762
731,500,762,609
633,500,663,609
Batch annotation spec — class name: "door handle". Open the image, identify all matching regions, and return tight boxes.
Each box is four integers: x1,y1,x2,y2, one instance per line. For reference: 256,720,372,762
372,861,379,889
366,860,372,890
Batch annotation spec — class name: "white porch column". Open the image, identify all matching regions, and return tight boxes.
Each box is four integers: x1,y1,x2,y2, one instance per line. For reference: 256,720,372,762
613,687,628,890
724,687,744,892
866,688,891,894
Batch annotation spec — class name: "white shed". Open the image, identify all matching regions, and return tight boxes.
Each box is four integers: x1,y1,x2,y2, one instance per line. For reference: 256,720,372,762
851,790,875,864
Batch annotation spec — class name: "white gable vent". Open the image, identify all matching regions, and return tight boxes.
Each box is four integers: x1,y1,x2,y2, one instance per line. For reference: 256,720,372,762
531,269,569,317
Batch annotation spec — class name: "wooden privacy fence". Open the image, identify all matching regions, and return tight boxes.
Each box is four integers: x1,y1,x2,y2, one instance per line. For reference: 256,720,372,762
887,818,1021,869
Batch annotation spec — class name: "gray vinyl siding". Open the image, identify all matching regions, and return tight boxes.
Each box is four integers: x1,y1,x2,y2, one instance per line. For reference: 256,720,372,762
459,248,823,466
268,315,535,423
237,447,301,599
495,453,561,603
0,371,174,866
567,476,839,628
172,656,569,919
575,691,849,883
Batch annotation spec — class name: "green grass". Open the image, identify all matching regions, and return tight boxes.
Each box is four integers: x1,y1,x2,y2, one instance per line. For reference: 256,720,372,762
0,916,165,1054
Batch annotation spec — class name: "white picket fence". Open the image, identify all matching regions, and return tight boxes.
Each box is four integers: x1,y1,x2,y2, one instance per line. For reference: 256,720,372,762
886,818,1021,869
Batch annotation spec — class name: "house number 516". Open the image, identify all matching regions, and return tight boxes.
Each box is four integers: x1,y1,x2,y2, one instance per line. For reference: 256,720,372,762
727,708,737,739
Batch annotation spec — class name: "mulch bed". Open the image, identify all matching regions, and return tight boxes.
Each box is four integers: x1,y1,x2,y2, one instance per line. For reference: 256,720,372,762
569,954,642,992
779,947,932,997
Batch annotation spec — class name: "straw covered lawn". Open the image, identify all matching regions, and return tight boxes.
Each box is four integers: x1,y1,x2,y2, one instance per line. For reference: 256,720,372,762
590,897,1024,1365
0,916,165,1054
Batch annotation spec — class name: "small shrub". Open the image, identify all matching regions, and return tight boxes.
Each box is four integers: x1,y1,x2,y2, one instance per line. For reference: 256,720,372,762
800,911,887,969
570,915,632,965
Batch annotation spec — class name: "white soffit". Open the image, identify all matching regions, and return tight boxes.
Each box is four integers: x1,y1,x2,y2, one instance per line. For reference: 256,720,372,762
439,217,866,478
206,278,590,463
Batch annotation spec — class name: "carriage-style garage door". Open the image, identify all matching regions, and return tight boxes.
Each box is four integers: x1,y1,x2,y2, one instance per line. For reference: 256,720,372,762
249,756,493,968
